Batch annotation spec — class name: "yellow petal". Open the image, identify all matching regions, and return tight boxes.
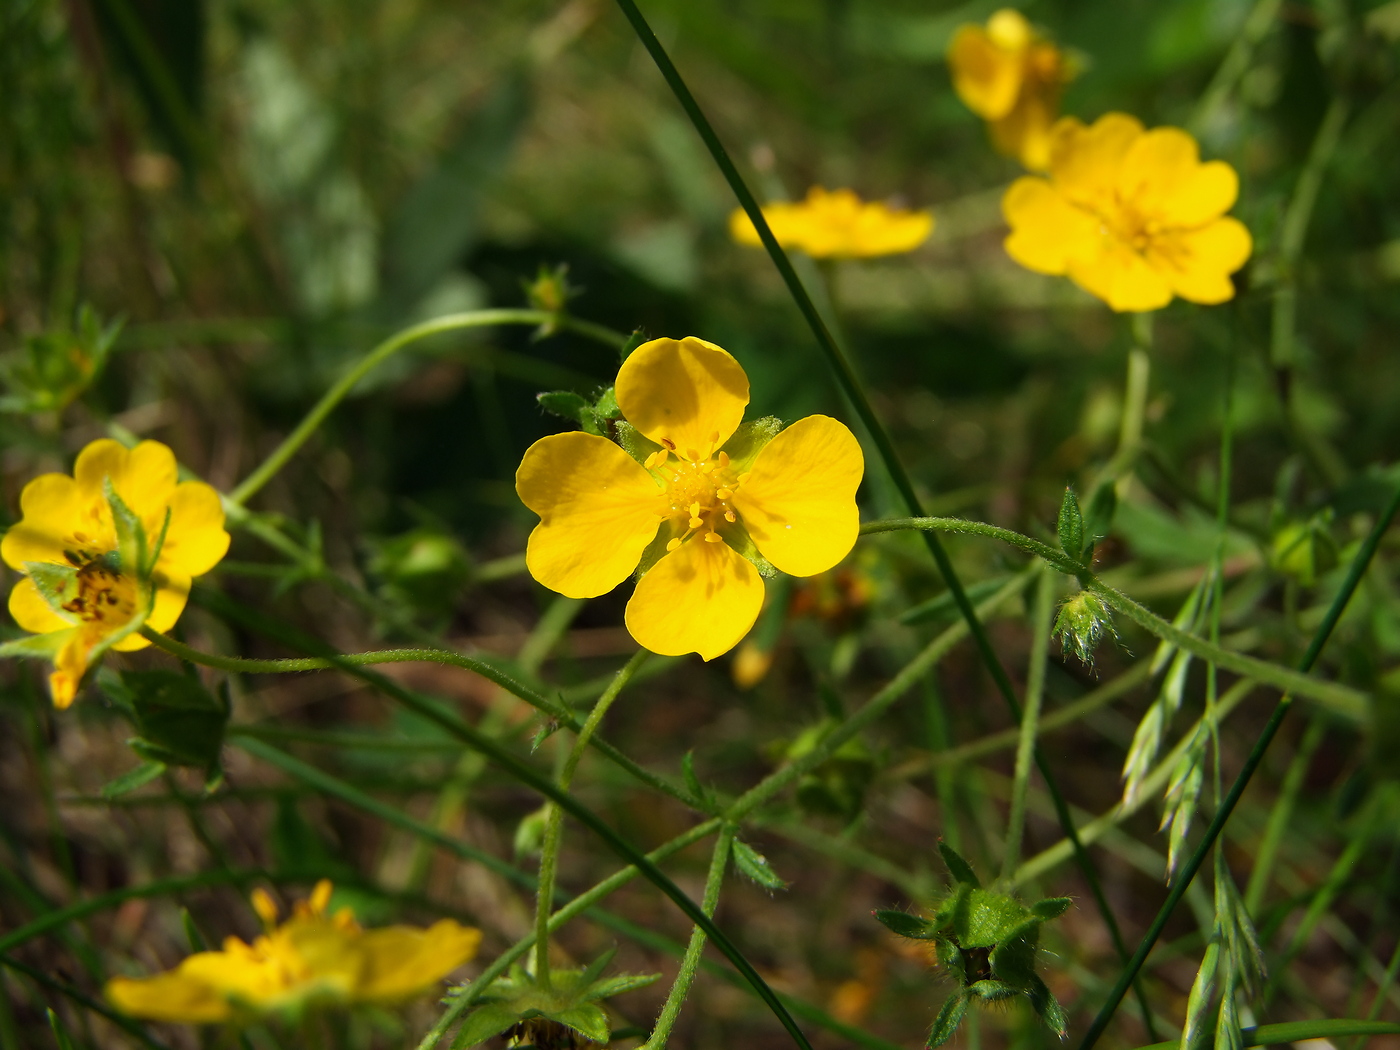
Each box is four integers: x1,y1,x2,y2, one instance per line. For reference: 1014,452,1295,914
76,439,179,523
517,433,661,599
355,920,482,1002
948,23,1023,121
615,337,750,454
1150,217,1252,304
1119,127,1238,227
8,576,72,634
989,87,1061,171
0,473,88,570
1050,112,1144,213
625,535,764,660
107,972,232,1024
157,481,230,578
845,204,934,258
110,571,190,652
1002,177,1099,275
1068,241,1173,313
51,629,94,710
730,415,863,578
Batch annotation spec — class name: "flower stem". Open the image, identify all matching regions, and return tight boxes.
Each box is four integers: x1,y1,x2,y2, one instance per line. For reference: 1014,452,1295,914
1001,568,1054,884
1102,313,1153,488
227,308,626,507
642,825,736,1050
533,649,647,991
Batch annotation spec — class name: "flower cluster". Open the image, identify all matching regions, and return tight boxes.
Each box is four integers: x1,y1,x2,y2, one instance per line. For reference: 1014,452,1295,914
106,881,482,1023
948,9,1074,171
517,336,864,660
1,439,229,708
729,187,933,259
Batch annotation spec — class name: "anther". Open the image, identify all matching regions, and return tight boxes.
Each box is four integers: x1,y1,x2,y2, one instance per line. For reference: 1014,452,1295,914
716,488,732,500
701,462,714,474
687,448,700,462
718,451,729,467
725,509,737,522
704,531,722,543
661,437,676,451
709,430,719,444
666,537,682,552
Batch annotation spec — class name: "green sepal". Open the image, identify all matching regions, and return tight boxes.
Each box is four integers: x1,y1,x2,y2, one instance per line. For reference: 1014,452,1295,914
935,938,967,983
1057,487,1084,561
926,994,969,1049
1031,897,1072,921
1027,974,1068,1039
101,760,167,799
549,1004,610,1044
583,972,660,999
450,1003,522,1049
633,518,681,580
874,909,939,940
0,629,73,660
988,921,1041,987
938,842,981,888
615,419,661,467
592,387,620,422
968,979,1018,1001
733,838,787,891
537,391,602,436
24,561,79,615
619,330,648,359
718,416,782,474
105,478,148,579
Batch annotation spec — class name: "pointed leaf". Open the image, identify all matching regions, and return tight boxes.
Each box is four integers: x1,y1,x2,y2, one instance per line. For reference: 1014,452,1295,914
938,842,981,887
576,947,619,992
1027,974,1069,1039
451,1003,527,1049
1057,487,1084,561
874,909,939,940
47,1008,77,1050
732,839,787,891
548,1003,610,1045
926,994,969,1049
101,760,167,799
1031,897,1072,921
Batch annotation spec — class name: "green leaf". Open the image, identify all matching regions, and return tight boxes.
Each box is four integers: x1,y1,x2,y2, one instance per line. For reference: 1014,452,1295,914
1083,481,1117,554
732,838,787,891
450,1003,524,1049
100,760,167,799
548,1003,610,1044
47,1008,76,1050
181,907,208,951
0,629,73,660
938,842,981,888
24,561,79,614
1027,974,1068,1038
1057,487,1084,561
681,751,707,805
117,670,228,770
1031,897,1072,921
926,994,969,1049
874,909,939,940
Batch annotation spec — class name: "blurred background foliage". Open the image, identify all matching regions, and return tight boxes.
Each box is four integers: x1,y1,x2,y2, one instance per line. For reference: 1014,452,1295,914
4,0,1400,1048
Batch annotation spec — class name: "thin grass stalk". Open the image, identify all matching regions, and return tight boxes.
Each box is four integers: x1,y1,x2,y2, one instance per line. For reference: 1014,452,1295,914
1075,482,1400,1050
1002,569,1054,883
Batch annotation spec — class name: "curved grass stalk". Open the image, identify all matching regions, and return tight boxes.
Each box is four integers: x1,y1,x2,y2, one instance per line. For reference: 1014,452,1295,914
228,308,626,507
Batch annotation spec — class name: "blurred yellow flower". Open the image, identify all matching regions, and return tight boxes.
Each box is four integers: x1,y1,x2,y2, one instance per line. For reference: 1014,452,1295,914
517,337,864,660
729,187,932,258
106,880,482,1024
1002,113,1253,312
948,9,1073,171
1,439,229,708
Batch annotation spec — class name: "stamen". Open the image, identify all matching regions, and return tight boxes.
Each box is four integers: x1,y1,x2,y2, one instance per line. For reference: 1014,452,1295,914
661,437,676,451
666,537,682,552
704,531,722,543
718,451,729,467
686,448,700,462
716,488,732,500
708,430,720,444
701,461,714,474
725,509,737,522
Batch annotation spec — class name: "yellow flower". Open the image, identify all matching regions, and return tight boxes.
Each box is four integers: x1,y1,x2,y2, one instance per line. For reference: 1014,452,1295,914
948,9,1073,171
106,880,482,1024
1002,113,1253,312
729,187,933,258
1,439,229,708
516,337,864,660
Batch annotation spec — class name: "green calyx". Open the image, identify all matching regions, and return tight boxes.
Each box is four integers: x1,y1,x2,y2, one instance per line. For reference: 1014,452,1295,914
450,951,658,1049
874,844,1071,1048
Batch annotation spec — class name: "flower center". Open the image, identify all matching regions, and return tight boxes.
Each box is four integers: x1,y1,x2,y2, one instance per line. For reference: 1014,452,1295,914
643,432,748,551
60,551,138,627
1093,197,1169,257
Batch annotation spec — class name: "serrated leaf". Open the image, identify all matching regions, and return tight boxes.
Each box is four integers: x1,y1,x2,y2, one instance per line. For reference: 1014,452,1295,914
101,760,166,799
926,994,969,1049
938,842,981,888
584,972,661,1000
24,561,79,614
1057,487,1084,561
451,1003,523,1049
1027,974,1068,1039
1031,897,1072,920
548,1004,610,1044
732,838,787,890
874,908,938,940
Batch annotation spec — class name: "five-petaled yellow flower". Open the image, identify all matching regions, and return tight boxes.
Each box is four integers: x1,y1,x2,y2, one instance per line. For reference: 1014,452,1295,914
1,439,229,708
729,187,933,259
948,9,1073,171
516,337,864,660
1002,113,1253,312
107,880,482,1023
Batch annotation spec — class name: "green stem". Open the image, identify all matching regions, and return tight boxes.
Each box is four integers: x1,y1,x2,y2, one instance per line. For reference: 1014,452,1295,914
642,825,736,1050
1102,315,1154,488
1242,716,1324,914
534,650,647,990
859,519,1368,718
1188,0,1284,134
1002,569,1053,883
1075,482,1400,1050
228,308,625,506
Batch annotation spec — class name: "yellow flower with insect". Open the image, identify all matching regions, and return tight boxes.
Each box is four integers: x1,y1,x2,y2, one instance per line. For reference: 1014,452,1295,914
729,187,933,258
1002,112,1253,312
1,439,229,708
516,337,864,660
106,880,482,1024
948,9,1074,171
